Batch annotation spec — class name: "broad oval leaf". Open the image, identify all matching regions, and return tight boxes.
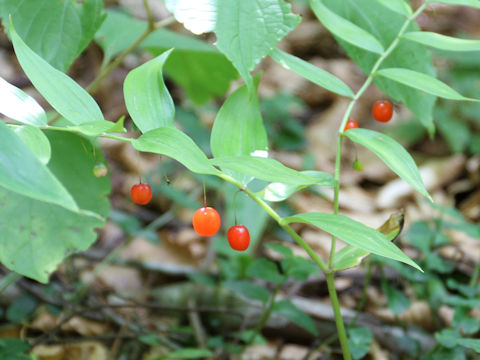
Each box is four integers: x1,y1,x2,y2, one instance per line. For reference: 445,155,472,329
224,280,271,303
376,0,412,16
0,121,77,212
334,211,404,271
13,126,51,165
309,0,384,54
215,0,300,91
426,0,480,9
210,156,326,186
344,128,432,201
133,127,219,175
124,49,175,133
0,77,47,126
257,170,336,202
0,0,105,72
0,186,103,283
376,68,478,101
246,258,284,284
284,212,422,271
402,32,480,52
270,48,354,98
10,21,104,125
322,0,436,133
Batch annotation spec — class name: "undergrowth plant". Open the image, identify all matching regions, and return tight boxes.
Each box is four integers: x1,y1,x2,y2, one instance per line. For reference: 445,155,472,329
1,0,480,358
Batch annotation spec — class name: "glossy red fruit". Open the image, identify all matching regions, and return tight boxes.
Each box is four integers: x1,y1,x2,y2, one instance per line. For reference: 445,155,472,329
227,225,250,251
130,183,152,205
193,207,221,236
372,100,393,123
344,119,359,131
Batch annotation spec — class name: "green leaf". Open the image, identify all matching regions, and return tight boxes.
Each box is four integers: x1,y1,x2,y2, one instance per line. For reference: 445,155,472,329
273,300,318,335
309,0,384,54
453,307,480,335
158,348,213,360
211,82,268,157
143,30,238,105
0,186,104,283
383,282,410,315
435,329,480,352
284,212,422,271
133,127,219,175
46,131,111,218
376,0,412,16
344,128,431,201
322,0,436,133
402,32,480,52
426,0,480,9
166,0,300,91
348,327,373,360
13,125,51,165
0,338,30,360
6,294,37,324
270,48,354,98
124,49,175,133
10,21,104,125
0,76,47,126
216,0,300,91
286,257,319,280
211,156,327,186
265,243,294,259
0,121,77,212
246,258,284,284
376,68,478,101
0,0,104,71
256,170,335,202
224,280,271,303
334,211,404,271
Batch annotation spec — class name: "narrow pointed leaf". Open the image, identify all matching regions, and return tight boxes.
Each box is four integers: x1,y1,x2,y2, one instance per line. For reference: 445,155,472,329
426,0,480,9
309,0,384,54
0,121,77,212
270,48,354,98
284,212,422,271
124,49,175,133
133,127,219,175
210,156,326,186
345,128,432,200
402,32,480,52
0,77,47,126
10,21,104,125
334,211,404,271
376,0,412,16
67,120,124,137
376,68,479,101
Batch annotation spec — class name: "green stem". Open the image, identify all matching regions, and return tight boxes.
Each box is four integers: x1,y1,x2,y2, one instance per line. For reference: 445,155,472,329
0,272,22,295
218,174,328,273
327,2,427,269
326,272,351,360
470,260,480,287
246,282,283,345
86,16,174,95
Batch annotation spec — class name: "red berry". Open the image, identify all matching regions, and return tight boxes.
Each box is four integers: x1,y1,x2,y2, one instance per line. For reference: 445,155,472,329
227,225,250,251
193,207,221,237
130,183,152,205
344,119,359,131
372,100,393,123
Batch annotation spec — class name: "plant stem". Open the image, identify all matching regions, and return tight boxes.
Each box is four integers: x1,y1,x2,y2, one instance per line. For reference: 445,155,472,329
218,174,328,273
86,15,175,95
328,3,427,270
470,260,480,287
246,282,283,345
326,272,351,360
0,272,22,295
